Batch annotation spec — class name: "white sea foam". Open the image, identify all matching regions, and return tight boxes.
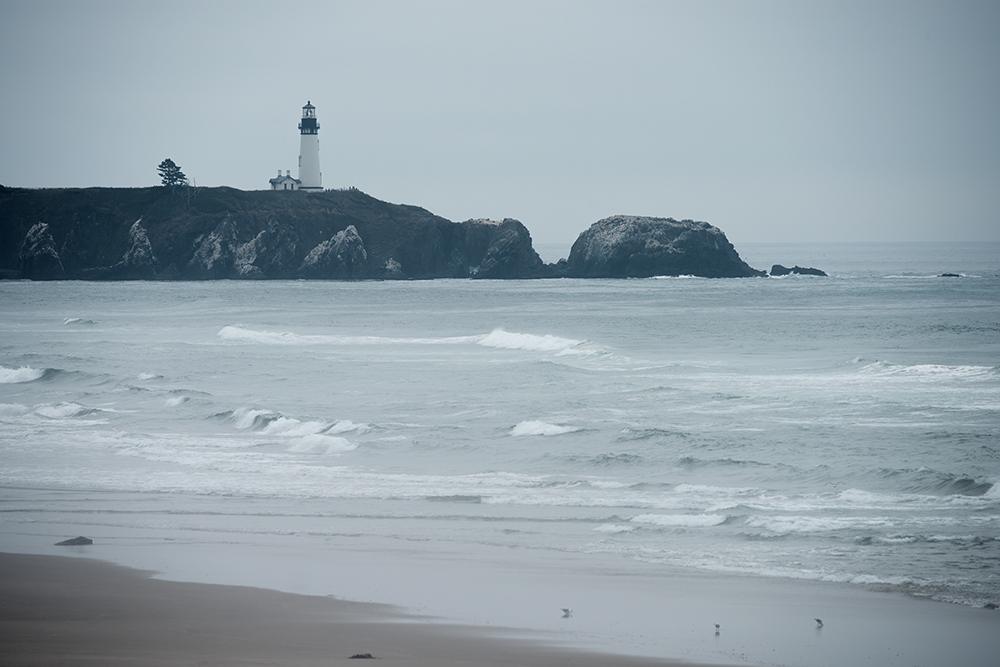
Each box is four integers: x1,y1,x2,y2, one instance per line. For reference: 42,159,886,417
478,329,586,355
630,513,728,527
744,515,894,534
165,396,188,407
287,434,357,454
219,325,320,345
62,317,96,325
0,365,45,384
672,483,762,498
218,325,478,347
327,420,370,434
33,402,92,419
0,403,31,417
510,421,579,436
858,361,994,380
594,523,635,534
231,407,277,430
262,417,331,437
223,408,365,454
649,274,700,280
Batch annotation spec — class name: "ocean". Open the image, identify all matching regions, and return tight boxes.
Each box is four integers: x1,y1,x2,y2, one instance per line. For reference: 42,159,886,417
1,241,998,665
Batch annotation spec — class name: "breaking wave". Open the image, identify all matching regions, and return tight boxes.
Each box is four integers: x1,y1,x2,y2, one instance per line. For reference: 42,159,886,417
0,401,110,420
214,407,365,454
477,329,587,355
631,513,729,527
510,421,580,436
857,361,997,380
217,325,478,347
0,365,46,383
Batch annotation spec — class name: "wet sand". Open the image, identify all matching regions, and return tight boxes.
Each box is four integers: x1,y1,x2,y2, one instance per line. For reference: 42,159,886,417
0,552,721,667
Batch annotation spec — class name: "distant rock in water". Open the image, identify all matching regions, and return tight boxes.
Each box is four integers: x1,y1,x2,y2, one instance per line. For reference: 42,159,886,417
770,264,828,277
55,536,93,546
565,215,764,278
939,273,961,278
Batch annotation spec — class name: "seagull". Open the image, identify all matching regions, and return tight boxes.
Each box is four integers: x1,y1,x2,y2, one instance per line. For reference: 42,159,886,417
825,482,842,488
561,608,572,618
815,618,824,628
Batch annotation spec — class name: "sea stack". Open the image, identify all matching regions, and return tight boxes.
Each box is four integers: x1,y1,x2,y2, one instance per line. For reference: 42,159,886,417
566,215,764,278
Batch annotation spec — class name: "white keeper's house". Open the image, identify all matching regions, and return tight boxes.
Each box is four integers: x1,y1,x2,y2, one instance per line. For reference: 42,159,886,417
269,170,301,191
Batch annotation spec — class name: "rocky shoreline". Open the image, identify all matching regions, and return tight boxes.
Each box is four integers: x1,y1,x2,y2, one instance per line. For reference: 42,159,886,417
2,185,772,281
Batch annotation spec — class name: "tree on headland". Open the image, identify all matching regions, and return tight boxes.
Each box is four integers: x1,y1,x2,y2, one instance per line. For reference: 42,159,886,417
157,158,188,188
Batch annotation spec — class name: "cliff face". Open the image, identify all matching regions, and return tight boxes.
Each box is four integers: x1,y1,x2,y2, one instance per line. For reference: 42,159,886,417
0,186,546,281
565,215,764,278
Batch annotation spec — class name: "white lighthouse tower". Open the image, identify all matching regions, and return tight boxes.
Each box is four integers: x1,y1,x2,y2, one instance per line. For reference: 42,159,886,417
297,101,322,191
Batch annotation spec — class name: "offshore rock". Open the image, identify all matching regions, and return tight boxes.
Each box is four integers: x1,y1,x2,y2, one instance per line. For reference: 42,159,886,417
299,225,368,279
770,264,827,277
55,536,93,546
566,215,764,278
18,222,65,279
470,219,545,279
110,219,157,279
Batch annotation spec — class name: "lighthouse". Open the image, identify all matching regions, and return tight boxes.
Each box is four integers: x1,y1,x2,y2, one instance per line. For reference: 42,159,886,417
297,101,322,191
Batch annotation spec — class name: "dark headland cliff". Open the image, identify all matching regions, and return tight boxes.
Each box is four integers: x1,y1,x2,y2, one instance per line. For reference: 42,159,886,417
1,185,764,280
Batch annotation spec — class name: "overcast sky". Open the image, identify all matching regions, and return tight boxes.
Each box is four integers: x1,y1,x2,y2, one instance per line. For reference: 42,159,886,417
1,0,997,244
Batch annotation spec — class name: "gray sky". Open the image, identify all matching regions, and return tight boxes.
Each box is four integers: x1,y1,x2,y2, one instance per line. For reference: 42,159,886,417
1,0,997,244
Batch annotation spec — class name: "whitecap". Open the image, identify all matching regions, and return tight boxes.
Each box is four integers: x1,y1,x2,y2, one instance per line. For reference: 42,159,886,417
262,416,331,437
0,403,31,417
33,402,92,419
630,513,727,527
230,407,279,430
0,365,45,384
478,328,586,355
594,524,635,534
219,325,313,345
287,434,357,454
219,324,479,347
327,419,370,434
510,420,579,436
858,361,994,380
744,515,893,534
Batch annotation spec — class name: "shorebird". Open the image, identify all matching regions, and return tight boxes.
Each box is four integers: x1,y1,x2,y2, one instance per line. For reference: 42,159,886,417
561,608,572,618
714,623,720,635
815,618,824,628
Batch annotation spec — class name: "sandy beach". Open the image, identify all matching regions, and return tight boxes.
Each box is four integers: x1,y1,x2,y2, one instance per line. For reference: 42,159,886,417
1,551,723,667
